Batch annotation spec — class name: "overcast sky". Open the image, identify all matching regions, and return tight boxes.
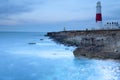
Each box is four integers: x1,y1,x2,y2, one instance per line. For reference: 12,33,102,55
0,0,120,32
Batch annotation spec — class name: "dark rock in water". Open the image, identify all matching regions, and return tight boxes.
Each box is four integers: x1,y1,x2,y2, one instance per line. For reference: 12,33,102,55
65,48,69,50
28,42,36,45
40,39,44,41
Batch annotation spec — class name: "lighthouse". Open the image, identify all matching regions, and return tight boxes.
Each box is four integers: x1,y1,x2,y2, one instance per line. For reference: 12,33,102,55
96,1,102,28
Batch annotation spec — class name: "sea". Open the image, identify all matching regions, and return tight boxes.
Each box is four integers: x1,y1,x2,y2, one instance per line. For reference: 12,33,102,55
0,32,120,80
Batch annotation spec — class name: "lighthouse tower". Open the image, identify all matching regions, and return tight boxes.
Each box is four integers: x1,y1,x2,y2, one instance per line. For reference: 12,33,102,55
96,1,102,28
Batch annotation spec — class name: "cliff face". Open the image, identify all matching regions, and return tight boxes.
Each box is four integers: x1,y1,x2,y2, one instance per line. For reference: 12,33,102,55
66,30,120,52
47,30,120,59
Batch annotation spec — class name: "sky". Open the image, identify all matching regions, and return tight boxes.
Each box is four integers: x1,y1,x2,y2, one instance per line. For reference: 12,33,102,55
0,0,120,32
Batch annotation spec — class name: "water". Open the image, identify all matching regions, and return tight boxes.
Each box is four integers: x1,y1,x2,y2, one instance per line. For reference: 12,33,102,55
0,32,120,80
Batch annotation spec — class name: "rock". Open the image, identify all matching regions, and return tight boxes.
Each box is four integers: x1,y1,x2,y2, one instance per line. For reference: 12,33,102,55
40,39,44,41
65,48,69,50
28,42,36,45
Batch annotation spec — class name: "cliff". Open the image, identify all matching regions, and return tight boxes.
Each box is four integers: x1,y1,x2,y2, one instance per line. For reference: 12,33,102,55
46,29,120,59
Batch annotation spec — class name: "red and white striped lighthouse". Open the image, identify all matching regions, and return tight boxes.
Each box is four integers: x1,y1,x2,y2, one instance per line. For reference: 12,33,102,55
96,1,102,28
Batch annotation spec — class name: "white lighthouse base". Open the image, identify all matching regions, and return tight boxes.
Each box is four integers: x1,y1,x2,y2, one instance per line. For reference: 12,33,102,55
96,21,103,29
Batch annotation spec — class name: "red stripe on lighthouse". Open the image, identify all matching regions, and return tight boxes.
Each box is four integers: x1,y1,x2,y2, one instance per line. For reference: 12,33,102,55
96,14,102,22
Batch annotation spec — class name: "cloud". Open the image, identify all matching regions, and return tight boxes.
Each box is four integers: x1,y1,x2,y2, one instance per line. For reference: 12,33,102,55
0,0,99,24
0,0,120,30
102,1,120,21
0,0,44,25
111,8,120,20
0,0,44,17
0,19,19,25
6,0,96,25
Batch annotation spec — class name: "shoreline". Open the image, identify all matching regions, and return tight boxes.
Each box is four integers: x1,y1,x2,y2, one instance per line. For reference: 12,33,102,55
46,29,120,59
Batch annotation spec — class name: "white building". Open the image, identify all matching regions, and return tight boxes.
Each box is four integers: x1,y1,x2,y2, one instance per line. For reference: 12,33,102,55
104,22,120,29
